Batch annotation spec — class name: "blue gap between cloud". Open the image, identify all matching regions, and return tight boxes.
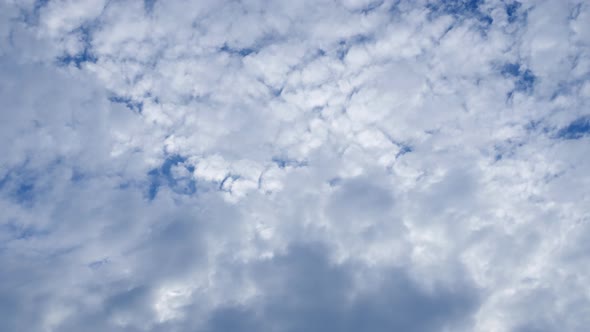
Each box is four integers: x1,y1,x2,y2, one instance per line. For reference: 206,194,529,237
109,95,144,113
272,156,308,169
506,2,522,23
557,116,590,140
220,44,256,57
56,26,97,68
426,0,493,26
501,63,536,95
146,155,196,200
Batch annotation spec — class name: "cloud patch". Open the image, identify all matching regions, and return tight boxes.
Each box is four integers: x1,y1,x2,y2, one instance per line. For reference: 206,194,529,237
0,0,589,331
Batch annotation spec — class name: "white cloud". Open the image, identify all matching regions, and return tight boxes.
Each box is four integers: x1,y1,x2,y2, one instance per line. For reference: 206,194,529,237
0,0,589,331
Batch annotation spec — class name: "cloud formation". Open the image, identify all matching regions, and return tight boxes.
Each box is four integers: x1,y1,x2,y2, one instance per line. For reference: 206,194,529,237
1,0,589,331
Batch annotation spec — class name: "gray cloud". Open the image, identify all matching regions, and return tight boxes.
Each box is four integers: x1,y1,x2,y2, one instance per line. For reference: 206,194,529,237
202,243,479,332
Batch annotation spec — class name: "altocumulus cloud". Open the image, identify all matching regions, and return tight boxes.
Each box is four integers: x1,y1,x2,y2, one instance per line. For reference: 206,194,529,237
0,0,589,331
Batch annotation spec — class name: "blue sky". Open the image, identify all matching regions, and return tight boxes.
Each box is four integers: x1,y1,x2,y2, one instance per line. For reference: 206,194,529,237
1,0,590,331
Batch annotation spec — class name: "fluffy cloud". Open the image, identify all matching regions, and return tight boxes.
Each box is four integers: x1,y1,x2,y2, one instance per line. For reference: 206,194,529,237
1,0,589,331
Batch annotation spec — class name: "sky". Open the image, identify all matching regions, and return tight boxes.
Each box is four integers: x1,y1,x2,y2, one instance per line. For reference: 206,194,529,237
0,0,589,331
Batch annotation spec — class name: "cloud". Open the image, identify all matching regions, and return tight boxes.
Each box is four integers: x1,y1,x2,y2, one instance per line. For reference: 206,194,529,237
201,243,479,332
0,0,589,331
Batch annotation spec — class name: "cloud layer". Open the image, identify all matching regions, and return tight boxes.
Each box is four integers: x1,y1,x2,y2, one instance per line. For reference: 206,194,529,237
1,0,589,331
